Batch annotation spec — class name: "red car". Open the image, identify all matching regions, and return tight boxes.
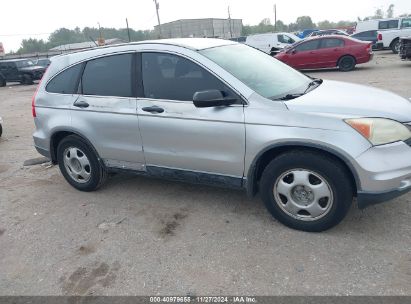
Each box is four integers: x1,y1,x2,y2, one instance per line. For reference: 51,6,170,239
275,35,373,71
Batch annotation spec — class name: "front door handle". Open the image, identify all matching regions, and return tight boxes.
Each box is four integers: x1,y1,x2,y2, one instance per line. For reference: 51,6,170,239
142,106,164,114
73,100,89,108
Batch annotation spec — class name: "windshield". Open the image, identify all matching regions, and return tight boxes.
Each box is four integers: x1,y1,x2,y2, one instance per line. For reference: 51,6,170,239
15,60,34,68
200,44,311,100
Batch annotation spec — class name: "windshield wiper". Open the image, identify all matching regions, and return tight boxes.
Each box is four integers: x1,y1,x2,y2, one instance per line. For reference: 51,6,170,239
304,78,323,94
276,93,305,101
274,78,323,101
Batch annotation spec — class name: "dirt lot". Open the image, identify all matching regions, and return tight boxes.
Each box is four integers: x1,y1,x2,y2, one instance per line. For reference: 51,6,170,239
0,51,410,296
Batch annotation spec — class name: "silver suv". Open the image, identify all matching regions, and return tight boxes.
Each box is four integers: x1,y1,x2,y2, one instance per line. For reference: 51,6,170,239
33,38,411,232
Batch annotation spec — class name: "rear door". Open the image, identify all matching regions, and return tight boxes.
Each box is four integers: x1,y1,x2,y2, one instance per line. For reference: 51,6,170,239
136,51,245,185
69,53,145,171
317,38,345,67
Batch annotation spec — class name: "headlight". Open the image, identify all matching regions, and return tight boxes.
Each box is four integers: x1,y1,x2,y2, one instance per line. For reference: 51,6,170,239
345,118,411,146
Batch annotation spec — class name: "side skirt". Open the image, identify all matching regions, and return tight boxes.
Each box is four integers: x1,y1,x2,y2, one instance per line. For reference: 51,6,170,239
106,164,244,190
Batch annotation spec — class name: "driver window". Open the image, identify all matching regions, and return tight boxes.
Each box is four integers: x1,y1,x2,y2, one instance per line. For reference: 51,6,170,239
142,52,237,102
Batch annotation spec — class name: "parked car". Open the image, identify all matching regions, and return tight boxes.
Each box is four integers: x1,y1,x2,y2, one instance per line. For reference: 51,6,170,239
245,32,301,55
34,58,51,67
350,30,378,49
355,18,401,34
275,36,373,71
33,38,411,232
296,29,319,39
308,29,348,37
0,59,46,85
376,18,411,53
400,36,411,60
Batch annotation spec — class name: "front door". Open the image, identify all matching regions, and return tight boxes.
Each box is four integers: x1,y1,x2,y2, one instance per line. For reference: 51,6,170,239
289,39,321,69
136,52,246,186
70,53,145,171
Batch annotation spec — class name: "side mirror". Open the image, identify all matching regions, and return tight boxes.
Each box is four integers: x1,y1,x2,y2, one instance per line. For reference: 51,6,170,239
193,90,237,108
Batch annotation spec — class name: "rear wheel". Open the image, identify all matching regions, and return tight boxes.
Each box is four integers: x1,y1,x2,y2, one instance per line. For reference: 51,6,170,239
338,56,356,72
0,124,2,137
260,151,353,232
391,39,400,54
0,77,5,87
57,135,107,191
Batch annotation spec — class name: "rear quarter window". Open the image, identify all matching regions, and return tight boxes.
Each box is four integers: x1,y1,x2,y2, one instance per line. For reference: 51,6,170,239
46,63,83,94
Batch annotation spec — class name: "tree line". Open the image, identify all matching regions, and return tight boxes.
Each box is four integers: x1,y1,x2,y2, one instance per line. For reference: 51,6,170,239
10,3,409,55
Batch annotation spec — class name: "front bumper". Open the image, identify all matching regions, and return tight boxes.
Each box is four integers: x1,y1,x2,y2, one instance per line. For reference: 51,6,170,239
354,141,411,208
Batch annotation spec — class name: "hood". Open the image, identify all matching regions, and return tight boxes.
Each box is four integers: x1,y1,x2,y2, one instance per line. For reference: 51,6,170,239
19,66,45,72
286,80,411,122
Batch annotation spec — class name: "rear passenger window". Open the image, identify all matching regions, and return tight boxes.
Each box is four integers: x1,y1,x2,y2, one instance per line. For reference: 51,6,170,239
46,64,83,94
81,54,133,97
379,20,399,29
142,53,235,101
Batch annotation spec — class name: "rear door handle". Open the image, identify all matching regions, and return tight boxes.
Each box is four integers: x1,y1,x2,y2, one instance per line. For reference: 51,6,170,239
73,100,89,108
142,106,164,114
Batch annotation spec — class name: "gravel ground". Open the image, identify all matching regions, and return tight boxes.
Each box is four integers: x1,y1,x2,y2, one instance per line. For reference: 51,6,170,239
0,51,410,296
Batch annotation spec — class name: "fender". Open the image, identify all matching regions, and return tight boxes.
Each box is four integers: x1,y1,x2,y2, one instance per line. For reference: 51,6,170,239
245,141,362,198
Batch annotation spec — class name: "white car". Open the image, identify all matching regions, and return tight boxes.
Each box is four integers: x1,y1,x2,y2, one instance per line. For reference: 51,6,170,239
376,17,411,53
245,32,301,55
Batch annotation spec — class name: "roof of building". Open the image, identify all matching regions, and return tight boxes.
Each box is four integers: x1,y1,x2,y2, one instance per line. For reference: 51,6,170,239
49,38,125,51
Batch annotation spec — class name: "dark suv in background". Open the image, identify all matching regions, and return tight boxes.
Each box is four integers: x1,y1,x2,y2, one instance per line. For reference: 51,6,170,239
0,59,46,86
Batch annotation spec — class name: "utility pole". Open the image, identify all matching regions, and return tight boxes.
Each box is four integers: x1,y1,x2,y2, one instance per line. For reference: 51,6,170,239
126,18,131,42
274,4,277,32
228,6,233,38
97,22,104,46
153,0,162,38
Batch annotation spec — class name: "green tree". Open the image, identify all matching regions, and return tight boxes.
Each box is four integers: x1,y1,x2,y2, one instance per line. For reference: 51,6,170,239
295,16,315,30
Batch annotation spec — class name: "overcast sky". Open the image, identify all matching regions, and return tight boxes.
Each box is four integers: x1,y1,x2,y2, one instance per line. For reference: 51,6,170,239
1,0,410,51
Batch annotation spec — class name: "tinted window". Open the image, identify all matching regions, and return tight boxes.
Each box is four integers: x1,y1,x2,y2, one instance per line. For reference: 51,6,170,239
402,18,411,28
46,64,83,94
142,53,235,101
321,38,344,48
82,54,133,97
295,40,320,51
379,20,399,29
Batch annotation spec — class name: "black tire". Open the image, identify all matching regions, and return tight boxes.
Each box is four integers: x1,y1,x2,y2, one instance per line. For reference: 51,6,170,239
338,56,356,72
0,124,2,137
22,74,33,85
57,135,108,191
0,77,5,87
260,150,353,232
391,39,400,54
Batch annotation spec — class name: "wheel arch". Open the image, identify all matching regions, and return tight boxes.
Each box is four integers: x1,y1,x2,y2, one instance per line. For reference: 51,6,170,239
49,130,102,166
246,142,360,198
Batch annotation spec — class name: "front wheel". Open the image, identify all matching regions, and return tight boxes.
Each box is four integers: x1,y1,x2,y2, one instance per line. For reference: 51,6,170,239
57,135,107,191
338,56,356,72
260,151,353,232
